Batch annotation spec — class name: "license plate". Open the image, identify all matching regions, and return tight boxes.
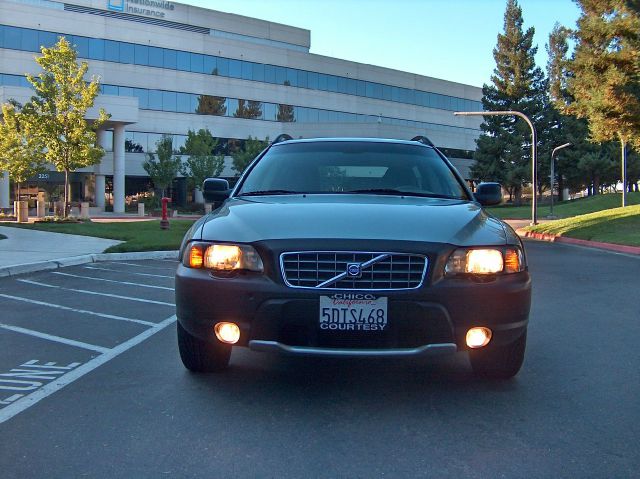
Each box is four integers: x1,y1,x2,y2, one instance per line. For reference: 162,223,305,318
319,294,388,332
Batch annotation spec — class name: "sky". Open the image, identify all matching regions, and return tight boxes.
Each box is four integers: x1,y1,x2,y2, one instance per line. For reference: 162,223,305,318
184,0,581,88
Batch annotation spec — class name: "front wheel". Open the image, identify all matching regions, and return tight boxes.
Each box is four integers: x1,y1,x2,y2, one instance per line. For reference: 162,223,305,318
469,330,527,380
177,321,231,372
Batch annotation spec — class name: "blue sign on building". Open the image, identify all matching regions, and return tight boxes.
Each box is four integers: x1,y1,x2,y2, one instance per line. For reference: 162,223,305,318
107,0,125,12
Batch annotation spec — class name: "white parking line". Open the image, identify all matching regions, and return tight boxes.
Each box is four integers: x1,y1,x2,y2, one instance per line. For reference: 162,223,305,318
83,265,174,279
0,323,109,353
0,315,177,424
50,272,174,291
0,292,155,326
15,280,175,306
108,261,176,271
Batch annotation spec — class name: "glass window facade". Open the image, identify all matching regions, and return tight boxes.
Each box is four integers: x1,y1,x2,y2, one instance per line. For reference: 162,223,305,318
0,24,482,113
0,72,480,137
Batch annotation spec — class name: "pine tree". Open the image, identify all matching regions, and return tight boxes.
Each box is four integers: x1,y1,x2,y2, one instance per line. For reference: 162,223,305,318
471,0,546,204
560,0,640,204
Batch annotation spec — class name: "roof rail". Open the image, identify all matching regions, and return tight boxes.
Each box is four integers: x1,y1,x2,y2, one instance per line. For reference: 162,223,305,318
272,134,293,144
410,135,435,147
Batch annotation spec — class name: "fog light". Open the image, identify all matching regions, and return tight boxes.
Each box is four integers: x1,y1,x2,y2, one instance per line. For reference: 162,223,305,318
466,327,492,348
214,322,240,344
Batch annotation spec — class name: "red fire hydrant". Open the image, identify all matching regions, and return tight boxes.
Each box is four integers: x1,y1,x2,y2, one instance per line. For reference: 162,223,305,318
160,197,171,230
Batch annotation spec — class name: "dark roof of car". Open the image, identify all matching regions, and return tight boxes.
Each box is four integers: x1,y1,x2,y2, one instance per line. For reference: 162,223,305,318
271,137,433,147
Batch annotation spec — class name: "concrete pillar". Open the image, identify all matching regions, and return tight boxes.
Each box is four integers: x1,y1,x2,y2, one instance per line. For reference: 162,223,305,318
95,174,106,208
113,124,126,214
80,202,90,218
36,200,46,218
137,203,145,217
0,171,9,209
194,189,204,204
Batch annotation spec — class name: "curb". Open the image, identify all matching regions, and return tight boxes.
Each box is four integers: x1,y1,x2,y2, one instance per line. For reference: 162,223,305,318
516,229,640,256
0,250,179,278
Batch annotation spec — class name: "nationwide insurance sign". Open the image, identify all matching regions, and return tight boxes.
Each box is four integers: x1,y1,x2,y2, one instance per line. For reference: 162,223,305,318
107,0,175,19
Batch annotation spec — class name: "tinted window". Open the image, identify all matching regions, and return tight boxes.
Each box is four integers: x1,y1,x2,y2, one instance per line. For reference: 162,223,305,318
191,53,204,73
238,142,468,199
72,36,89,58
164,49,177,69
203,55,216,74
39,31,59,49
148,47,163,67
148,90,163,109
104,40,119,62
177,51,190,71
229,59,242,78
21,29,39,51
135,45,148,65
120,42,134,64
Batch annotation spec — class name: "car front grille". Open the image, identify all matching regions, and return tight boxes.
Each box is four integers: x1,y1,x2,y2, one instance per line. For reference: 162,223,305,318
280,251,427,290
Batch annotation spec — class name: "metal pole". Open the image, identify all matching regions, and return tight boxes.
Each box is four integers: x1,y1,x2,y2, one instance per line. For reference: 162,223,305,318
622,140,627,208
549,143,572,218
454,110,538,225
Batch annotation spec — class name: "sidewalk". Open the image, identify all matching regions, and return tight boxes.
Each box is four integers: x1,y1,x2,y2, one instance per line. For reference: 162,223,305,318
0,225,122,270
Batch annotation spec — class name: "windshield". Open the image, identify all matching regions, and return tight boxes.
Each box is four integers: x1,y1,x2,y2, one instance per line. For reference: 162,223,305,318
237,141,470,199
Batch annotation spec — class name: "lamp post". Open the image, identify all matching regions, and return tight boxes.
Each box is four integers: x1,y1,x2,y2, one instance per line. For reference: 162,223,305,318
454,110,538,225
549,142,572,218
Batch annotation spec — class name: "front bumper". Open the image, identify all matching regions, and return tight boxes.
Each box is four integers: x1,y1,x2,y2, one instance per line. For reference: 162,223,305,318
175,259,531,354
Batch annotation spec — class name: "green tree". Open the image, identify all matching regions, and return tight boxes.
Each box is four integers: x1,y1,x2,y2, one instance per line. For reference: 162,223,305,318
196,95,227,116
545,23,595,198
179,128,225,200
143,136,181,197
0,101,47,200
25,37,108,215
234,99,263,119
231,136,268,174
471,0,547,204
558,0,640,204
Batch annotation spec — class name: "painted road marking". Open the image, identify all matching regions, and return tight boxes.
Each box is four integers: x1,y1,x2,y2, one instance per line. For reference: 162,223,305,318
51,271,174,291
0,315,177,424
0,291,155,326
14,280,175,306
108,261,176,271
83,265,173,279
0,360,82,405
0,323,109,353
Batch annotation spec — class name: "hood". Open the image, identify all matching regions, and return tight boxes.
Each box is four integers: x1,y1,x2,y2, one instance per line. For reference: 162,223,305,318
199,195,507,246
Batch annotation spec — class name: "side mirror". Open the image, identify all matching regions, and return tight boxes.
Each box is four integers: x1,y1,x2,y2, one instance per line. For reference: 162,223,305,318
203,178,231,203
474,182,503,206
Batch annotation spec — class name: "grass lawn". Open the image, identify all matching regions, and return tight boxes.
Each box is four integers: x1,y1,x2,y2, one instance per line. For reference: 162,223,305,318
488,192,640,219
2,220,196,253
525,204,640,247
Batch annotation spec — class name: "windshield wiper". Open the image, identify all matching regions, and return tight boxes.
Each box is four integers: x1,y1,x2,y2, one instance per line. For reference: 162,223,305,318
238,189,302,196
345,189,459,199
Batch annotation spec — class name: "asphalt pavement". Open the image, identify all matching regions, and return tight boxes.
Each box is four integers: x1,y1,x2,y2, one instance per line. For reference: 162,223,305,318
0,242,639,478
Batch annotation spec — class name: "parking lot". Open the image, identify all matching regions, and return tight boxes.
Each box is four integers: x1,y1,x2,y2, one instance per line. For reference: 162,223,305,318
1,243,639,478
0,259,177,422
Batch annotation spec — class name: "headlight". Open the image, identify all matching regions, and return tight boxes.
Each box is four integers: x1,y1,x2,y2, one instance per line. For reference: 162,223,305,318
185,243,264,272
445,247,524,275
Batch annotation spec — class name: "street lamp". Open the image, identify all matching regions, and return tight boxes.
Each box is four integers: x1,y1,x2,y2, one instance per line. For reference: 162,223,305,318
549,142,572,218
454,110,538,225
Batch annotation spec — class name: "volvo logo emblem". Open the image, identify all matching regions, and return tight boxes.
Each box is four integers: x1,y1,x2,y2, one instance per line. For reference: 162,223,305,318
346,263,362,278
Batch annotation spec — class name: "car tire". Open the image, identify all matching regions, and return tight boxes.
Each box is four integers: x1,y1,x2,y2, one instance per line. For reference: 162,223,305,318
469,330,526,380
177,321,231,372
